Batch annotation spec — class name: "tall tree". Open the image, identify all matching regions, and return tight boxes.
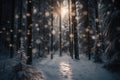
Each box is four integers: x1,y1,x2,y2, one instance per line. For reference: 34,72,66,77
17,0,23,50
68,0,74,59
26,0,33,64
59,0,62,56
0,0,2,26
10,0,15,58
71,0,79,59
85,0,91,60
94,0,102,62
38,0,41,57
50,0,54,59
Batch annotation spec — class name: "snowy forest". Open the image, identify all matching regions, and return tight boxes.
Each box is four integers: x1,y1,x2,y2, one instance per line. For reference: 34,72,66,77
0,0,120,80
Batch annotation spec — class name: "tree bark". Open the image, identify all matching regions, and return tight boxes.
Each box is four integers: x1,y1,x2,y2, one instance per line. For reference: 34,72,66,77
10,0,15,58
94,0,102,62
50,0,54,59
71,0,79,59
59,1,62,56
68,0,73,59
0,0,1,47
17,0,23,50
26,0,32,64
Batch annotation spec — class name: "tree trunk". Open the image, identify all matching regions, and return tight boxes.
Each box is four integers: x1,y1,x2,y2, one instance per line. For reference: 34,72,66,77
0,0,2,26
26,0,32,64
94,0,102,62
17,0,23,50
59,1,62,56
50,0,54,59
86,0,91,60
10,0,15,58
68,0,73,59
71,0,79,59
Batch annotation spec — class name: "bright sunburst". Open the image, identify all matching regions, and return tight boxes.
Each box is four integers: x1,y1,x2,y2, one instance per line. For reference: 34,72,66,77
61,7,68,17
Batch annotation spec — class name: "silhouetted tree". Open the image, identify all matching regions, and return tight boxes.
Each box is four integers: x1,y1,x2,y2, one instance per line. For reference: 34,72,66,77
17,0,23,50
50,0,54,59
0,0,2,26
26,0,33,64
68,0,73,59
72,0,79,59
94,0,102,62
59,0,62,56
10,0,15,58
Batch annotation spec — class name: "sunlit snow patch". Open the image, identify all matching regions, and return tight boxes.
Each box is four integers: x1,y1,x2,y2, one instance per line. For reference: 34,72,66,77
59,62,73,80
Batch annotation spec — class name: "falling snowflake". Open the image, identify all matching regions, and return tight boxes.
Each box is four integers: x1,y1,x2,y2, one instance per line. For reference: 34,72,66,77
2,27,6,31
0,31,2,33
44,25,48,28
36,27,40,31
10,29,13,32
35,39,41,44
22,23,25,26
26,13,31,17
91,36,96,40
32,48,38,54
33,8,37,14
9,44,13,47
69,34,74,39
35,24,39,27
45,12,50,17
97,42,101,47
85,28,89,32
52,30,56,35
15,14,19,19
95,18,99,22
23,15,26,19
79,4,83,9
83,11,88,16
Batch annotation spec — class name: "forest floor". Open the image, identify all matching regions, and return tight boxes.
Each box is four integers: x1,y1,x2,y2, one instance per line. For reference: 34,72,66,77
33,52,120,80
0,52,120,80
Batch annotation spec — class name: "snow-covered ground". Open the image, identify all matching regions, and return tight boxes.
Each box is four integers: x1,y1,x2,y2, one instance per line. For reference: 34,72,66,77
0,52,120,80
33,52,120,80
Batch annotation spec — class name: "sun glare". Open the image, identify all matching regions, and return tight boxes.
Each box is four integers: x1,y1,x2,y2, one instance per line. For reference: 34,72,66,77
61,7,68,17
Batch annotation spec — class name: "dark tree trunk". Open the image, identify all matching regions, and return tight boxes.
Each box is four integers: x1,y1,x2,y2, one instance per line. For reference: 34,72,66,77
68,0,73,59
50,0,54,59
72,0,79,59
94,0,102,63
0,0,2,26
26,0,32,64
86,0,91,60
10,0,15,58
59,1,62,56
17,0,23,50
38,0,41,57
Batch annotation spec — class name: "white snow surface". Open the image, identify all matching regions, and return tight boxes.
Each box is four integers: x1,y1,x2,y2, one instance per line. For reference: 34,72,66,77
0,52,119,80
33,52,120,80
